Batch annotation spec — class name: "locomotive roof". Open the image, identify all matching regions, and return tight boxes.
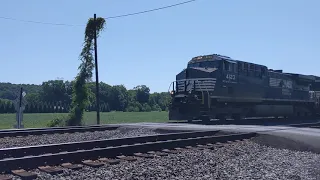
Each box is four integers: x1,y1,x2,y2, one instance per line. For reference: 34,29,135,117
187,53,320,83
188,54,267,68
283,73,316,82
188,54,234,64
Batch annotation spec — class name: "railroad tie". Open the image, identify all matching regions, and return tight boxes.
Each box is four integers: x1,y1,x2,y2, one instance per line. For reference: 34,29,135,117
162,149,179,154
214,144,224,148
185,146,196,149
98,158,120,165
116,155,137,161
205,142,223,149
11,169,37,180
82,160,104,168
196,144,212,149
61,163,83,170
147,151,168,156
38,166,63,175
0,175,11,180
134,153,154,159
214,142,225,146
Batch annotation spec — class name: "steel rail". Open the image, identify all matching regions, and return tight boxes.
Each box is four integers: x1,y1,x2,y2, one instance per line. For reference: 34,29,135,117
0,124,111,132
0,132,256,172
170,118,320,126
0,130,220,159
0,125,120,138
290,122,320,127
309,126,320,129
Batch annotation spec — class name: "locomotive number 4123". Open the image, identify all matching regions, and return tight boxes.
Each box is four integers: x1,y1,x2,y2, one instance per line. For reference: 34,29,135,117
226,74,236,80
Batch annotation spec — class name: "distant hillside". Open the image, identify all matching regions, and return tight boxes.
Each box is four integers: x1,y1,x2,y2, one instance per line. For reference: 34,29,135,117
0,82,42,100
0,81,170,114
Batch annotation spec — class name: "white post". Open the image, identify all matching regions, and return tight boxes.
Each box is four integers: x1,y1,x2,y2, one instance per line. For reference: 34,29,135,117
18,107,22,129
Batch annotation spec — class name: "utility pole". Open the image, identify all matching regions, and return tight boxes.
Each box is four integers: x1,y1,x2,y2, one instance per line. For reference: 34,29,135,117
94,13,100,125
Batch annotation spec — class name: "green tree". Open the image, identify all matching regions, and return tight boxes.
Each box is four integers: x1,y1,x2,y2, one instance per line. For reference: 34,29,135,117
0,81,173,114
63,103,69,113
142,103,152,112
40,80,70,104
2,101,8,113
49,102,54,113
100,103,106,112
6,102,15,113
25,93,41,105
41,102,47,113
24,104,29,113
46,102,51,113
134,85,150,104
0,101,5,113
105,103,110,112
0,83,41,100
58,102,63,113
109,85,128,111
34,103,40,113
152,104,162,112
157,92,171,111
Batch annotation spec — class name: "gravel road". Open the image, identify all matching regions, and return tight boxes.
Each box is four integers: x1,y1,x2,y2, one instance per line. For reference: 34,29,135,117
0,127,159,148
9,139,320,180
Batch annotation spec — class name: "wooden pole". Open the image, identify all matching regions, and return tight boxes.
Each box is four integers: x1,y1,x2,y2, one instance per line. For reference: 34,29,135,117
94,14,100,125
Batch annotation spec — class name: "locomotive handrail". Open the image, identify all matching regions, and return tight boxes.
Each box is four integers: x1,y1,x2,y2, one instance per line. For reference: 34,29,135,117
196,80,205,105
195,80,211,108
168,81,174,93
169,78,216,94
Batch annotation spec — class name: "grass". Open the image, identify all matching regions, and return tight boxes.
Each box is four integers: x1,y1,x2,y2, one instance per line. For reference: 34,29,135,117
0,111,169,129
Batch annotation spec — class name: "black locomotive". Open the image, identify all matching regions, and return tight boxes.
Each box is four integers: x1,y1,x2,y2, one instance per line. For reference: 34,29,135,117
168,54,320,122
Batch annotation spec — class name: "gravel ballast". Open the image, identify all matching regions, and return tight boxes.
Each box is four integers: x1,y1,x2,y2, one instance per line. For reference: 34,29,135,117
0,127,160,148
9,139,320,180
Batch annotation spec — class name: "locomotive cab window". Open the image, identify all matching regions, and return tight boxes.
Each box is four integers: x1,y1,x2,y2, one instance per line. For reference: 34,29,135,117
249,64,254,71
243,62,249,76
255,65,261,77
261,67,268,77
223,60,237,73
188,61,220,69
223,61,231,71
238,62,242,72
188,63,200,68
238,62,247,75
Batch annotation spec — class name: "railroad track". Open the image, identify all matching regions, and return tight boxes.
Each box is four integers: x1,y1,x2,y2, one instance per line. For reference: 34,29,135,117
0,124,119,138
0,130,256,179
309,126,320,129
290,122,320,128
169,117,320,126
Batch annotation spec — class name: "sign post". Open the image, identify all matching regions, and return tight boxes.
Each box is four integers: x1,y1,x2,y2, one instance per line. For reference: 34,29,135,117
13,87,27,129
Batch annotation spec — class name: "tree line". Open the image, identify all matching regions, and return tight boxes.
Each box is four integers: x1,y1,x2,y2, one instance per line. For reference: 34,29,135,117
0,80,171,114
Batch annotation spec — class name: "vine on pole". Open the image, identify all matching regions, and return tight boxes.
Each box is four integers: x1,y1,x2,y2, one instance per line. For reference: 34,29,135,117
66,16,106,126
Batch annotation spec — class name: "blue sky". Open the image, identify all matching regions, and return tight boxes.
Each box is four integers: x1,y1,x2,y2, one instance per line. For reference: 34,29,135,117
0,0,319,93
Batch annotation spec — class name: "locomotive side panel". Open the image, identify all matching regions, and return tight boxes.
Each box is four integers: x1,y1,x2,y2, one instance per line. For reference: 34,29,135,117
253,105,294,116
213,60,268,99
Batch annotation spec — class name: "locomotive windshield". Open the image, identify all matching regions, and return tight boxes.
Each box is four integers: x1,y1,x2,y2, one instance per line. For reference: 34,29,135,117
188,61,220,69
